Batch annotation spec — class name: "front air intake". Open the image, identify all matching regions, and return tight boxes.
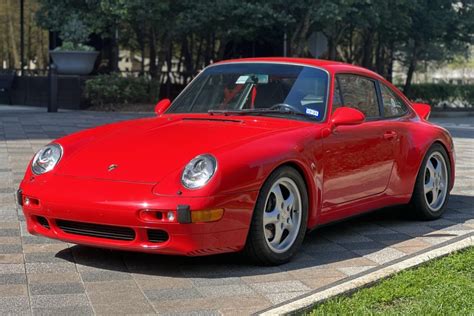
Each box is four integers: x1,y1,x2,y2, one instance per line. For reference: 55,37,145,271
36,216,50,229
56,220,135,241
147,229,169,243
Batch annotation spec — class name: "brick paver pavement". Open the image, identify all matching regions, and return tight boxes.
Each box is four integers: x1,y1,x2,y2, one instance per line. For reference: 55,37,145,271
0,108,472,315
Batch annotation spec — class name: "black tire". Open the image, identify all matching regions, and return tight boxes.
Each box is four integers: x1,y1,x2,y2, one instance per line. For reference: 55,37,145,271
244,166,308,265
409,143,451,220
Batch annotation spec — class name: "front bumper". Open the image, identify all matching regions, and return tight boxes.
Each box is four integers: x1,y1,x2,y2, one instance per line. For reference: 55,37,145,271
19,175,258,256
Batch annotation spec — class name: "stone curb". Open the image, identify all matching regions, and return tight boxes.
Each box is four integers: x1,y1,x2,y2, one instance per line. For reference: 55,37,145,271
258,233,474,316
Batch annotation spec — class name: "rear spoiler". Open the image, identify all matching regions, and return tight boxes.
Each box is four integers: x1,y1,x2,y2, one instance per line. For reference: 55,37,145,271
411,103,431,120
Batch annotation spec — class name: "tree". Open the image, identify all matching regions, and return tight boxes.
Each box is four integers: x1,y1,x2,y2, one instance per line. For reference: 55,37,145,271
401,0,473,94
32,0,473,90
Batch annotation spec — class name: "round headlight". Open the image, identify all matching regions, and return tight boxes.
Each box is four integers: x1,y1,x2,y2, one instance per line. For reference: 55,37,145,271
181,154,217,189
31,144,63,175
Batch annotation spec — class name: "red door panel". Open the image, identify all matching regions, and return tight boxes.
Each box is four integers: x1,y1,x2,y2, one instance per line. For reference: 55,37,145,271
322,121,395,209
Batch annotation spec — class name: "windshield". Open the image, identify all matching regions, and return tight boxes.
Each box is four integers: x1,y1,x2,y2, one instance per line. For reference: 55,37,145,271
167,63,329,121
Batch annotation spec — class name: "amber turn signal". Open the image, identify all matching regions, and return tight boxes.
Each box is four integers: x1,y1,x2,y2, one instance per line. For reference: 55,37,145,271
191,209,224,223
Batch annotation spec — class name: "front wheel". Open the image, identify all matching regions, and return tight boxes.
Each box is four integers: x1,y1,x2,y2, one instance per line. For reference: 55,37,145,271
409,144,451,220
244,166,308,265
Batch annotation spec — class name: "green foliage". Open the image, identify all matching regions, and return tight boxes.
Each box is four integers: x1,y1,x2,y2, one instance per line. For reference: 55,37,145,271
84,74,160,107
35,0,473,86
60,15,90,46
55,42,94,52
36,2,96,51
308,247,474,315
36,0,113,36
56,15,94,51
405,84,474,106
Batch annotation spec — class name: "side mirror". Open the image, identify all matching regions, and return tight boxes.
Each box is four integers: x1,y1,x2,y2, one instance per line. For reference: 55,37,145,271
154,99,171,116
411,102,431,120
331,107,365,128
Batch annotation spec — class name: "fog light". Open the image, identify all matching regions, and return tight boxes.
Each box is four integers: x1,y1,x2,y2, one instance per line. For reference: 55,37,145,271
191,209,224,223
24,197,30,205
167,211,175,222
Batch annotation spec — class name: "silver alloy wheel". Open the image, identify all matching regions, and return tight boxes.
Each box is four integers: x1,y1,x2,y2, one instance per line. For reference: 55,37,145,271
263,177,302,254
423,152,448,212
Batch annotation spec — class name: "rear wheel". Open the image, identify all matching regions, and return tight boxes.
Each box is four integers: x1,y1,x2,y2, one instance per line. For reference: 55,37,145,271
244,166,308,265
410,144,451,220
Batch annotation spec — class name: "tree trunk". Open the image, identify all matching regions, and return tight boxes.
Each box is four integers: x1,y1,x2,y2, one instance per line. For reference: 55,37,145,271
290,11,311,57
182,36,194,82
387,43,394,82
324,22,347,61
211,33,216,63
27,11,32,69
140,35,145,74
290,10,312,57
149,27,158,78
217,37,228,60
157,35,170,84
6,0,19,68
375,33,383,75
166,42,173,97
109,27,119,72
361,30,373,69
327,37,337,60
194,36,203,75
347,26,354,63
204,34,211,66
403,42,418,95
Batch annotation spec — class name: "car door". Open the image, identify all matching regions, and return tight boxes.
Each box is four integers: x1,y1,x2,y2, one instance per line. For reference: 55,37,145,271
322,74,395,209
377,81,412,193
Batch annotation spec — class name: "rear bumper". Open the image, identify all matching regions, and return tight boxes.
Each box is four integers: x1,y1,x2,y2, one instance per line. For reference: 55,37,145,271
19,175,258,256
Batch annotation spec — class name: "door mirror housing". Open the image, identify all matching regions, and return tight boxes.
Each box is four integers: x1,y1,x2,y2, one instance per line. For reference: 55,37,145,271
331,107,365,128
154,99,171,116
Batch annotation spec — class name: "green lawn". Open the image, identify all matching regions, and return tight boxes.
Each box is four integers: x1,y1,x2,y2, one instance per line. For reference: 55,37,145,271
307,247,474,315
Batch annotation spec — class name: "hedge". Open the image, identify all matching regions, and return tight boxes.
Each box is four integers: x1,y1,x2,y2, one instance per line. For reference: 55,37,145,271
404,84,474,108
83,74,160,107
83,77,473,110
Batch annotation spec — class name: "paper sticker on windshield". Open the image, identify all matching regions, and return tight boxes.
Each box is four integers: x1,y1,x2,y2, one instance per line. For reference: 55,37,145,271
305,108,319,117
236,75,249,84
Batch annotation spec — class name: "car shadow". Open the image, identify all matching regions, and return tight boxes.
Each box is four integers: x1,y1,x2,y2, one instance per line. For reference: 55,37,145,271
55,194,473,278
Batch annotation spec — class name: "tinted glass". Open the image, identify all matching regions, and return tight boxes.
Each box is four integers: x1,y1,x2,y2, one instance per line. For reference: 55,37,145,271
380,84,408,117
168,63,329,121
337,75,380,117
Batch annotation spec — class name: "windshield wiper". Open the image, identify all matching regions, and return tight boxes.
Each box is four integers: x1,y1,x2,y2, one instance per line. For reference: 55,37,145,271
208,108,311,119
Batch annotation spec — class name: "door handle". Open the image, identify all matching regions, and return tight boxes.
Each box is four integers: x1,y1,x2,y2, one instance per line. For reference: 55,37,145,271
383,131,398,140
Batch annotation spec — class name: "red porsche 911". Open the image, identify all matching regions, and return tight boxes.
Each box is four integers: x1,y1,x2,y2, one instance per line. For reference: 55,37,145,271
18,58,455,265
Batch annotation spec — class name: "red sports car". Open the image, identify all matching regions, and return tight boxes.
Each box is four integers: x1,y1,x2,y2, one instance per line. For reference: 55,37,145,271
19,58,455,265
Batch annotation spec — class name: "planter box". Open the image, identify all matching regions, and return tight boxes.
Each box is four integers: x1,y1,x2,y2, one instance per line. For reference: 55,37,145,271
50,51,99,75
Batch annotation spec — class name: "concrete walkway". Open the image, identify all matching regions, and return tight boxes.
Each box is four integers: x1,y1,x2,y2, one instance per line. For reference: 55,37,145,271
0,109,472,315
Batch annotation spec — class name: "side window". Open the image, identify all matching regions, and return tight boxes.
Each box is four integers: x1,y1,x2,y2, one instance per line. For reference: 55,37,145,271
332,78,343,112
380,84,408,117
337,75,380,118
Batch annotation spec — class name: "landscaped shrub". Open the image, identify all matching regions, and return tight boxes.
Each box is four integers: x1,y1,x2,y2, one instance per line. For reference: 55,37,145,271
405,84,474,109
83,74,160,107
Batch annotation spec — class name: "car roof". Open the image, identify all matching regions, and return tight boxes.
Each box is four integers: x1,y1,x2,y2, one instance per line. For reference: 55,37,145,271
214,57,384,80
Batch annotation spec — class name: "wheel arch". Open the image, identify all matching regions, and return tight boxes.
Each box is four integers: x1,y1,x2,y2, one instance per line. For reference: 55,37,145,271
263,160,318,229
430,140,454,190
412,139,454,197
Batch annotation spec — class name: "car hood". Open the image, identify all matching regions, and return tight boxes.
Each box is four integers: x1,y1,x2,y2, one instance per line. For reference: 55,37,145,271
56,115,309,183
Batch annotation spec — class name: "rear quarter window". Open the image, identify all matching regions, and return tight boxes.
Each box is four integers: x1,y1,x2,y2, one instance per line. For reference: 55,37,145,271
380,84,408,117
